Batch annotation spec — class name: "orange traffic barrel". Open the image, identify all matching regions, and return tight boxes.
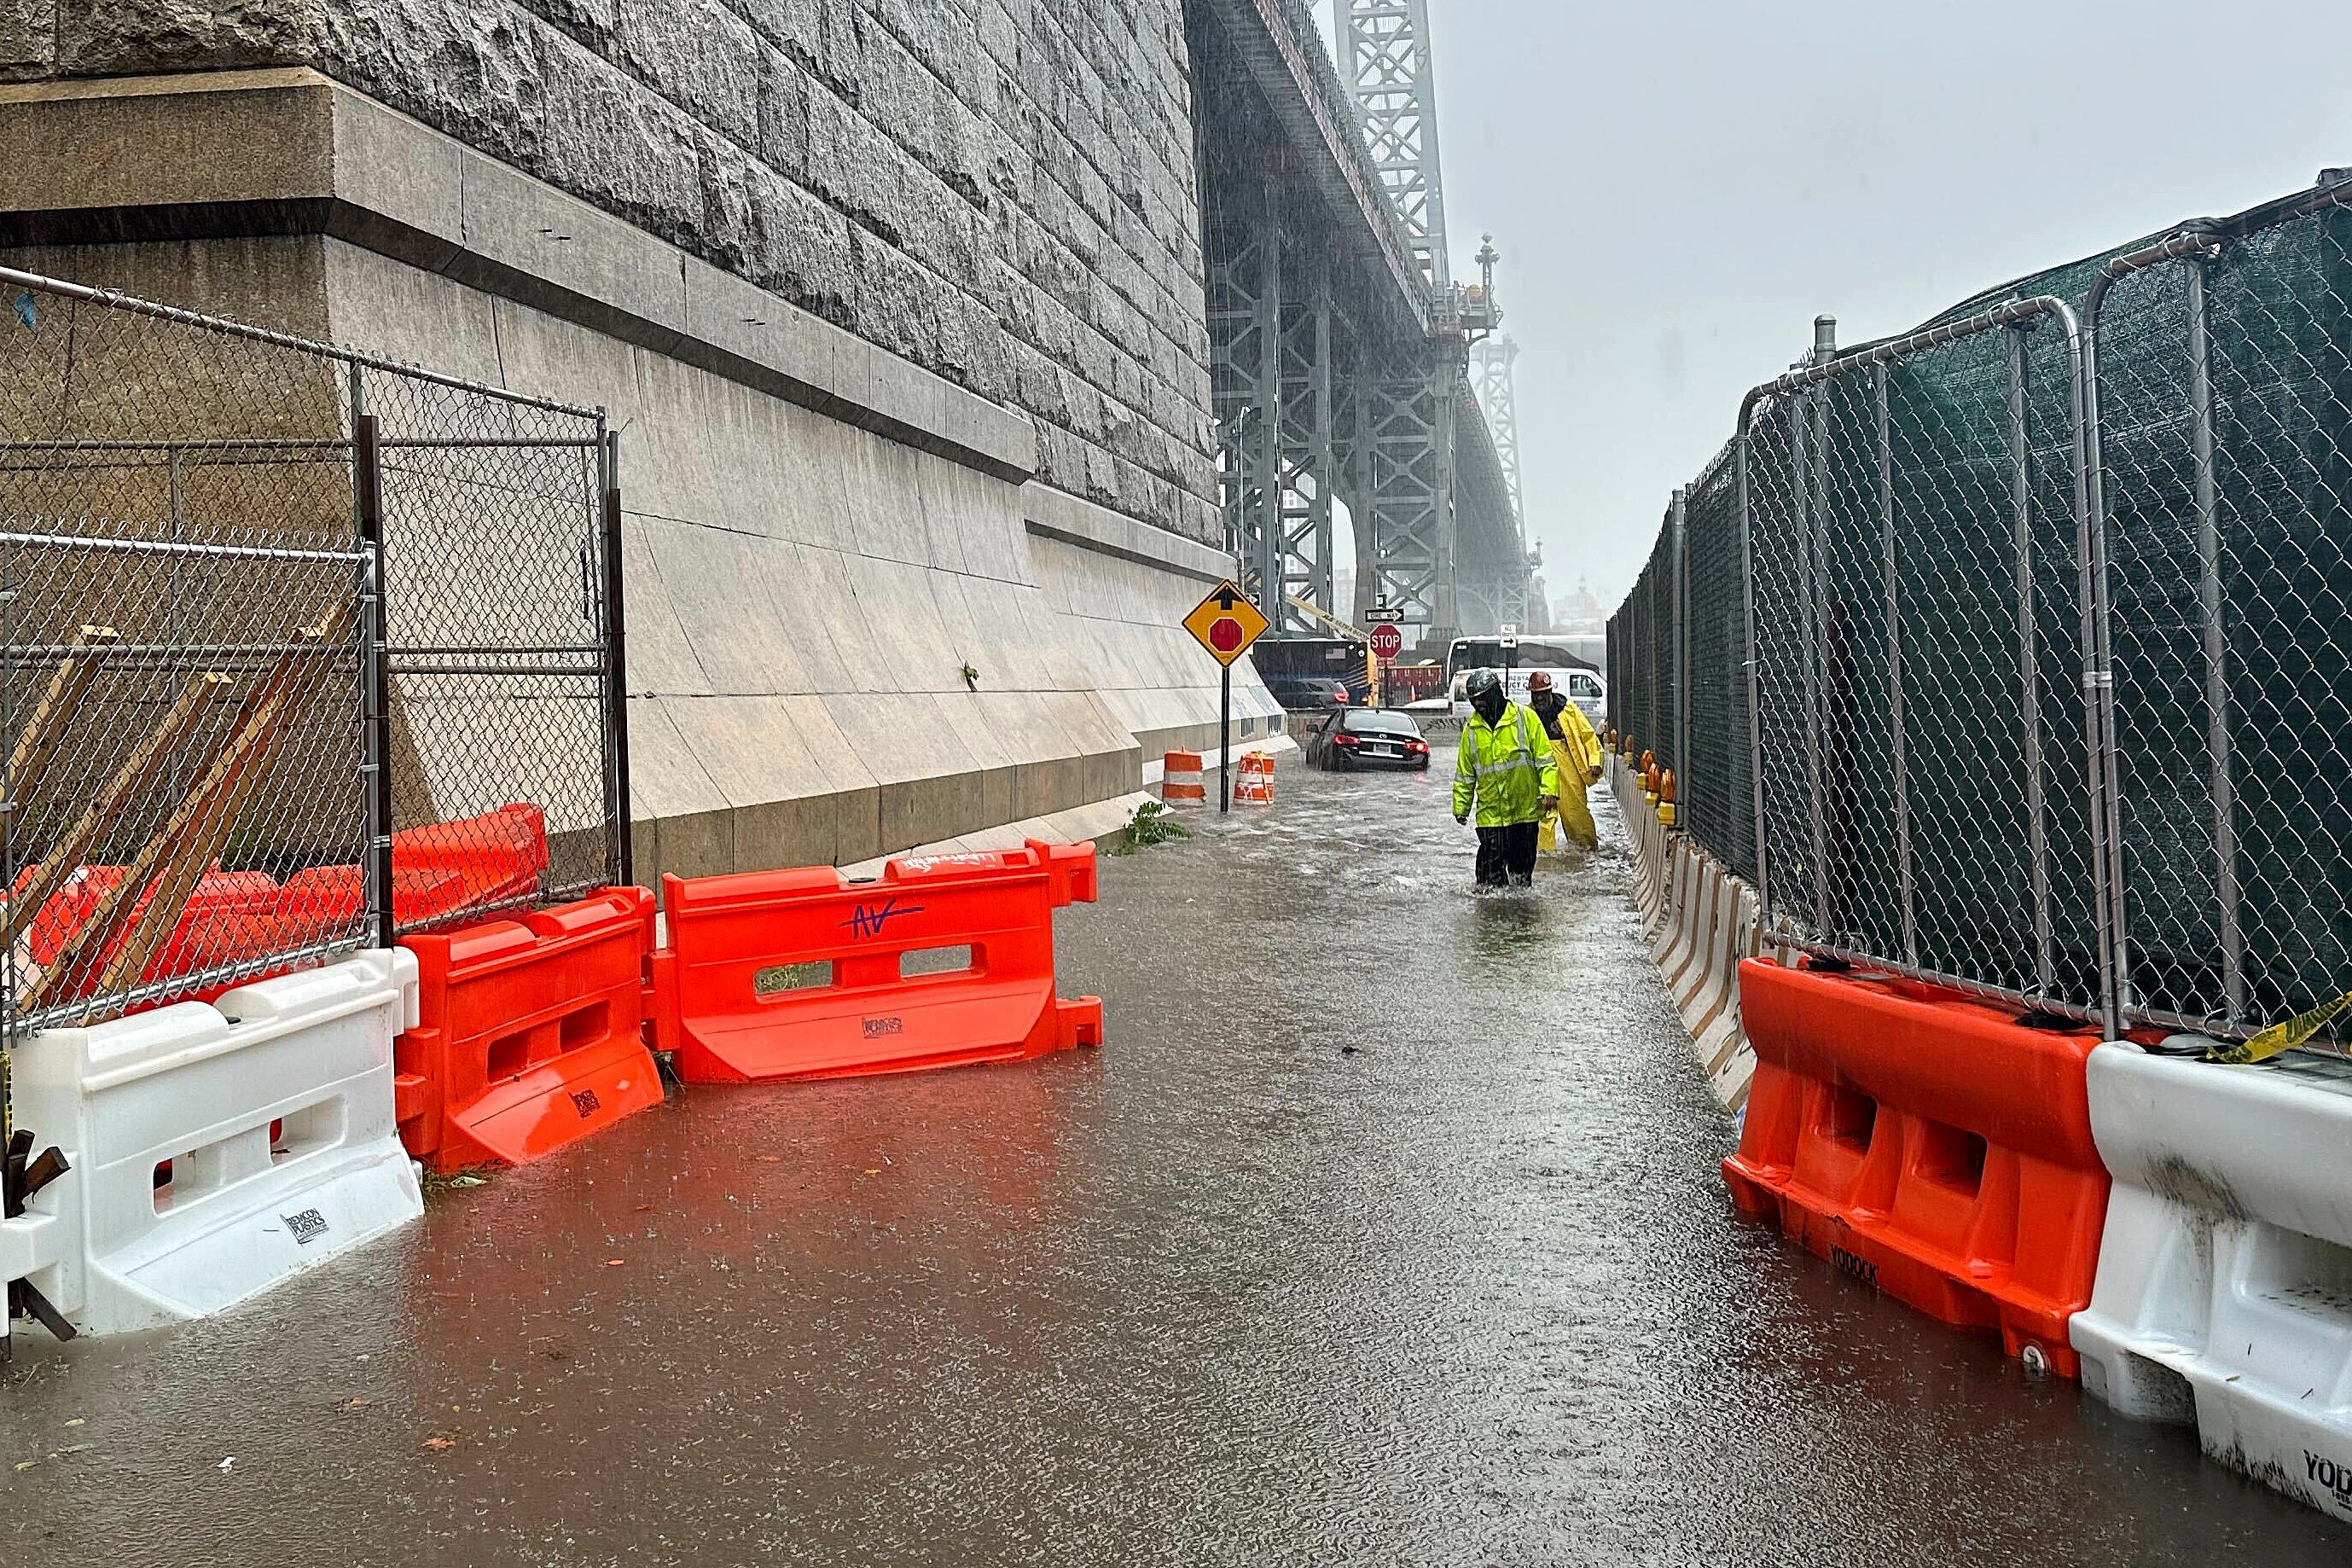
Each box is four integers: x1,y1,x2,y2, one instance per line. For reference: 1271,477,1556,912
1233,751,1275,804
1161,751,1206,805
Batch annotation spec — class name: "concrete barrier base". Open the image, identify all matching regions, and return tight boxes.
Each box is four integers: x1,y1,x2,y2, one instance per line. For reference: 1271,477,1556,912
1612,756,1765,1112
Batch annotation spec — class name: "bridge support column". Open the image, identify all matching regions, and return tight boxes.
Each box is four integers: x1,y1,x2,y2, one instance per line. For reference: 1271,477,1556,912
1277,249,1337,625
1353,351,1460,642
1211,183,1348,636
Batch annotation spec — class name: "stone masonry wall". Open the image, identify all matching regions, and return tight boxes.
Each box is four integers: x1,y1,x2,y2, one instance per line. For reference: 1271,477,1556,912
1,0,1219,542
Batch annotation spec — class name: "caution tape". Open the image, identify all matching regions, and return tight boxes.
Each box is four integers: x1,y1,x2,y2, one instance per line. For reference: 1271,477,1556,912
2206,990,2352,1065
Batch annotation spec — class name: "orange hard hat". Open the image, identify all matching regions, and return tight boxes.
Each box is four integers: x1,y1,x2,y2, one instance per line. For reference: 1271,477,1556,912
1526,671,1554,692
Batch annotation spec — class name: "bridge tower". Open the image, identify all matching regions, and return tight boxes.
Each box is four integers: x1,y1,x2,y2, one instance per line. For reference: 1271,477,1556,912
1470,335,1524,526
1193,0,1522,647
1340,0,1452,292
1206,175,1348,637
1340,0,1507,643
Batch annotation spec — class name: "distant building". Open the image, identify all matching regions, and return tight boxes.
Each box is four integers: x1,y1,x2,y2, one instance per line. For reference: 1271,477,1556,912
1553,576,1607,635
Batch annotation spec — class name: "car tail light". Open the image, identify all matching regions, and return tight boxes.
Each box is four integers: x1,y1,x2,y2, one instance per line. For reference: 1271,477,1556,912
1407,739,1428,753
1333,732,1359,746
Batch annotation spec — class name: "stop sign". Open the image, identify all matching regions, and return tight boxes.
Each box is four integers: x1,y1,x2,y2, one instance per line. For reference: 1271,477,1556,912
1368,624,1404,660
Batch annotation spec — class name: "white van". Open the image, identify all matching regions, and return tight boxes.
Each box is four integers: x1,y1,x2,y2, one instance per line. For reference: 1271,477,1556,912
1411,637,1607,727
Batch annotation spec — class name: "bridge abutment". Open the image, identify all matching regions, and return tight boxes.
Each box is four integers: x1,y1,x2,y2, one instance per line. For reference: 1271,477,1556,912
0,66,1277,875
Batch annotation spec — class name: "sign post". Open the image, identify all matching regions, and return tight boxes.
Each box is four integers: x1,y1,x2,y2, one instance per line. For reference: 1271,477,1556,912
1183,579,1270,813
1363,597,1408,708
1368,622,1404,708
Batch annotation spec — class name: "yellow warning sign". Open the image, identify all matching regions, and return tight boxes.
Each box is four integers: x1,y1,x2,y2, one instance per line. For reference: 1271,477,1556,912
1183,580,1269,668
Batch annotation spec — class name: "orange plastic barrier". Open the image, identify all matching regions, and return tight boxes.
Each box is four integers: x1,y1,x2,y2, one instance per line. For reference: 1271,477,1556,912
1722,959,2110,1376
16,866,279,982
393,886,664,1172
249,803,553,948
651,839,1104,1084
8,804,553,1003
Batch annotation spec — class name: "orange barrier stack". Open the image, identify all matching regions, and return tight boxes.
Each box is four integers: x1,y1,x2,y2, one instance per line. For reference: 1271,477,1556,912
1160,751,1206,805
1233,751,1275,804
393,887,665,1172
652,839,1104,1084
1722,959,2109,1375
8,804,553,1006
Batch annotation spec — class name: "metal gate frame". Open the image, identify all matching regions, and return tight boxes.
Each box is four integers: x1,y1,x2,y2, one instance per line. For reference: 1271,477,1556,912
0,266,631,1042
1735,295,2119,1033
2082,177,2352,1045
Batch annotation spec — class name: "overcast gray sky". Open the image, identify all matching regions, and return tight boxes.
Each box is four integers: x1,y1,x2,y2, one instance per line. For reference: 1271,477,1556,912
1341,0,2352,612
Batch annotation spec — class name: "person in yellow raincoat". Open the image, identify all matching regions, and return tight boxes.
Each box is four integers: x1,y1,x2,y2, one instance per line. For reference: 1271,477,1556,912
1526,671,1603,851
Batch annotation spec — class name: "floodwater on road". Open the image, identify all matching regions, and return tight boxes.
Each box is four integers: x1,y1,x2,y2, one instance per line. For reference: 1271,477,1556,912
3,753,2344,1566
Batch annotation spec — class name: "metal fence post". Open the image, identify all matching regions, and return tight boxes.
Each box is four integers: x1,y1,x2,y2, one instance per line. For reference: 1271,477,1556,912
2186,258,2243,1019
1736,428,1770,920
2007,326,2055,997
1672,485,1689,798
0,530,14,1153
2076,301,2125,1038
353,397,394,955
600,425,632,890
1875,363,1915,967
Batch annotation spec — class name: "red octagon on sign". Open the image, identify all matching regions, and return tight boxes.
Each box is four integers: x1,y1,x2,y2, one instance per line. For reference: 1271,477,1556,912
1368,624,1404,660
1209,617,1245,653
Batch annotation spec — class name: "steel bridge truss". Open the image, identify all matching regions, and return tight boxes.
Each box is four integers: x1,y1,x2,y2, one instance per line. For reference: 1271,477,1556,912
1471,336,1524,524
1210,187,1464,634
1194,0,1520,642
1342,0,1451,292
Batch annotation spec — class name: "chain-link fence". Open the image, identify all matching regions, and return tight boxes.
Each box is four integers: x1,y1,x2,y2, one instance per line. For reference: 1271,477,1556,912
1607,168,2352,1051
2089,184,2352,1045
0,269,623,1050
1680,446,1752,880
1741,297,2105,1021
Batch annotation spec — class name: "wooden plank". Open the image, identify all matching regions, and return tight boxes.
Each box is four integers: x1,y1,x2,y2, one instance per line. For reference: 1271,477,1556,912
0,671,234,950
86,669,311,1001
5,624,119,814
24,603,354,1016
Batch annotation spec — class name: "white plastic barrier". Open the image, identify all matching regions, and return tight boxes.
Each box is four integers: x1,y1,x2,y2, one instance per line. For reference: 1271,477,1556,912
10,950,425,1337
1646,838,1691,949
2071,1043,2352,1524
1,1188,68,1337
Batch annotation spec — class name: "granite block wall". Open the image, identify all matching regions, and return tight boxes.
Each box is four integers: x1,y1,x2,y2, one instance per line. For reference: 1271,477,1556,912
5,0,1219,543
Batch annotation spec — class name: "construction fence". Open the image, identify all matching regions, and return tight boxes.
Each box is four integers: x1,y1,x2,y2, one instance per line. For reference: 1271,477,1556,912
1606,171,2352,1048
0,270,627,1053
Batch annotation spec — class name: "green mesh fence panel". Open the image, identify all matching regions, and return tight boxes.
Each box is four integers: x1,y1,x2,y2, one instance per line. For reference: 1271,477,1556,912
2095,195,2352,1040
1606,177,2352,1040
1681,450,1754,880
1645,509,1679,780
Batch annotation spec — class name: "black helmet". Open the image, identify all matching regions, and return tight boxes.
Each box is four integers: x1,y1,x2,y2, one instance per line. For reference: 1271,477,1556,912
1465,669,1504,701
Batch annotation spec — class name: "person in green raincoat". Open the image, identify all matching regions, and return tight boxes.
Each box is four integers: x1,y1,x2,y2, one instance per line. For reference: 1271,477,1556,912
1452,670,1559,887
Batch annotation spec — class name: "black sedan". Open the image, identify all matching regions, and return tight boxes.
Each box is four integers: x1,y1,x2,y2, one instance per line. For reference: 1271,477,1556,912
1307,707,1432,771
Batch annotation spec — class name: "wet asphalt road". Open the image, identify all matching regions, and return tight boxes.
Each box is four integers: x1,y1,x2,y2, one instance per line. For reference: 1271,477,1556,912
4,754,2348,1565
